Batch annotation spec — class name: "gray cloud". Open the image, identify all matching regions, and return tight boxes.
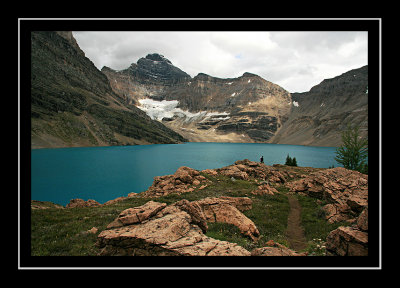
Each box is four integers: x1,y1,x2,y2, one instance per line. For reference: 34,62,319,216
73,31,367,93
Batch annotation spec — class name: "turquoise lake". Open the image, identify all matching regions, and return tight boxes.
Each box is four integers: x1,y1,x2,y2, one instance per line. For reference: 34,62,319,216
31,142,341,206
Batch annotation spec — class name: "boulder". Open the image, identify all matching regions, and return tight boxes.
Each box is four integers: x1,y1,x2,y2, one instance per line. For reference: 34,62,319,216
285,167,368,223
106,201,167,229
218,159,293,184
251,239,307,256
252,183,278,195
31,200,64,209
201,169,218,176
96,200,252,256
219,165,249,180
173,199,208,233
251,246,307,256
139,166,208,198
325,226,368,256
325,206,368,256
66,198,101,208
174,166,197,183
194,197,259,241
87,227,98,234
356,206,368,232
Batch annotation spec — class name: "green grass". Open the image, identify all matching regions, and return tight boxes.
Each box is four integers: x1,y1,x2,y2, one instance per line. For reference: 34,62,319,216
30,171,344,256
245,192,291,248
296,194,350,255
31,198,149,256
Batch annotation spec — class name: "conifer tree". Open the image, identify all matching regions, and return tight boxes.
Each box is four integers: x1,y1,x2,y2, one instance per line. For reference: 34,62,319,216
334,124,368,173
285,154,292,166
285,154,298,166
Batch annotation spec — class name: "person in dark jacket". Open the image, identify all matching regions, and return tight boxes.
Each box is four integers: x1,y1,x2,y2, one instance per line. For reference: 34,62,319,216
260,156,264,163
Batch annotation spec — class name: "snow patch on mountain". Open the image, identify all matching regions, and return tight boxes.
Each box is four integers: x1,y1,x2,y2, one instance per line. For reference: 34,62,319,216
137,98,230,122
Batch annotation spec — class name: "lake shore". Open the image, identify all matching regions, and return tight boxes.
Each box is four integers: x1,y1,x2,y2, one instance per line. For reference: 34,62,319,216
31,141,340,150
31,143,341,206
30,159,368,259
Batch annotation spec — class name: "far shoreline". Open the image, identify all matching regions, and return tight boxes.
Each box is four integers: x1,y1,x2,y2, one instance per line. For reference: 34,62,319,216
31,141,340,150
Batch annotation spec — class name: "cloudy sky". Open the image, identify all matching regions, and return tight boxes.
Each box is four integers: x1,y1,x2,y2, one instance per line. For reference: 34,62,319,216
73,31,368,93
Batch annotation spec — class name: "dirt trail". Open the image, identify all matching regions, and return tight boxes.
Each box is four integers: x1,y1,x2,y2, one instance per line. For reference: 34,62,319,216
286,194,307,251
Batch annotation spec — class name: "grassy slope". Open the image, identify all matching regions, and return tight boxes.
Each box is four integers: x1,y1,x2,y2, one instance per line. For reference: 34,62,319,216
31,169,347,256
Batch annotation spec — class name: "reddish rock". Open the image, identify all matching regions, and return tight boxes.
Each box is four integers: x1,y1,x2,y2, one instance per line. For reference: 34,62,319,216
252,183,278,195
194,197,259,241
251,241,307,256
325,206,368,256
106,201,167,229
326,226,368,256
66,198,101,208
218,165,249,180
96,199,252,256
356,206,368,232
174,166,197,183
172,199,208,233
201,169,218,176
139,166,208,198
285,167,368,223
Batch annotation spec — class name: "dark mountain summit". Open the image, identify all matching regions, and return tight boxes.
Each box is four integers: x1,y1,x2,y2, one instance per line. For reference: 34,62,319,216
104,53,191,86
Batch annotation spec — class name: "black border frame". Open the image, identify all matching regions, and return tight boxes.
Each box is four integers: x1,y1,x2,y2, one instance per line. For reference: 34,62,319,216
19,18,381,269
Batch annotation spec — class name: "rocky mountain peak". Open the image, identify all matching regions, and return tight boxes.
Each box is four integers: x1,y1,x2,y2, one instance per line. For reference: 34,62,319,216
119,53,192,85
55,31,85,56
242,72,259,78
145,53,172,64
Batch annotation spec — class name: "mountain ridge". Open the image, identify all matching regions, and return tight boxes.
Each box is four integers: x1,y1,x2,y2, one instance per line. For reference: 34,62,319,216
31,33,186,148
270,65,368,146
102,53,367,146
102,53,293,143
31,31,368,148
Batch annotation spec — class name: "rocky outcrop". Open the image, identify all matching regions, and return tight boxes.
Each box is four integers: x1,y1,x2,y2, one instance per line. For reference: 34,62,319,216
139,160,303,199
31,200,64,209
217,159,298,184
194,197,259,241
251,184,278,195
251,240,307,256
66,198,101,208
96,199,253,256
325,206,368,256
285,167,368,223
140,166,209,198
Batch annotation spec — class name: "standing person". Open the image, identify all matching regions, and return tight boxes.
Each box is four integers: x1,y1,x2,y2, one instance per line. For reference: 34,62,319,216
260,156,264,163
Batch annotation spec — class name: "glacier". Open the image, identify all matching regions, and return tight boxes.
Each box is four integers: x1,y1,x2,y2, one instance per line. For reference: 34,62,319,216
137,98,230,123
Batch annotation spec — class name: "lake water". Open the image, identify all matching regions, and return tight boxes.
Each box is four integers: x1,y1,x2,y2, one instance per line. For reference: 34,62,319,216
31,142,341,206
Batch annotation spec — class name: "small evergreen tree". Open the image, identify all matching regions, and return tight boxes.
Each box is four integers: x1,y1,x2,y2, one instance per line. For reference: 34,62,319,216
285,154,298,166
334,124,368,173
285,154,292,166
